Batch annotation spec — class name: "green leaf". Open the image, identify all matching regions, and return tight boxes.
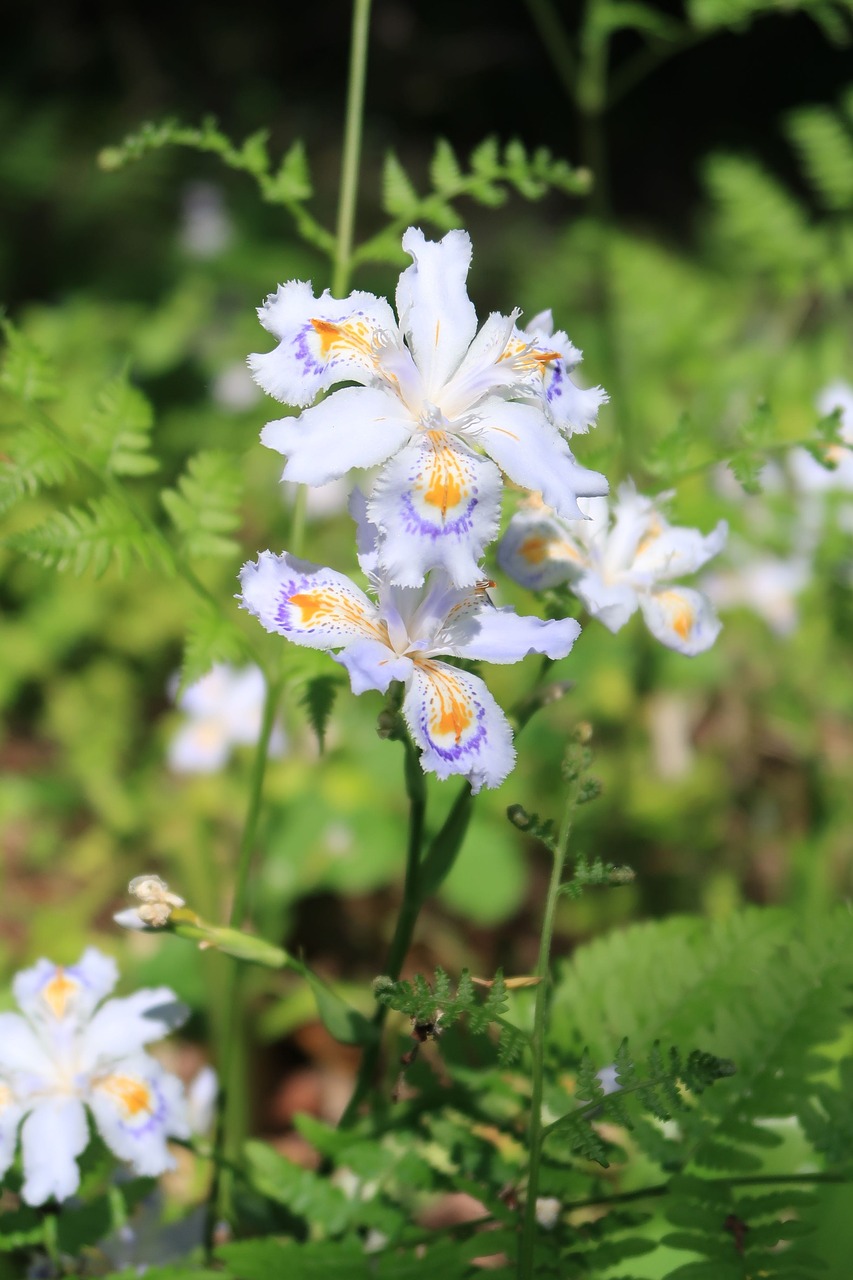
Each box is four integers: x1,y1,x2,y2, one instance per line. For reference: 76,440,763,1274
269,139,313,202
179,603,251,691
84,373,158,476
242,1140,354,1233
305,968,377,1046
219,1239,370,1280
299,674,341,752
161,449,243,560
7,495,168,577
430,139,463,194
418,782,473,897
382,152,420,219
787,103,853,211
0,319,57,402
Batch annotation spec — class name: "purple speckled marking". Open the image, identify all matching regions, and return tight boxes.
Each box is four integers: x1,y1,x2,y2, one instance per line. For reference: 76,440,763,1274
100,1073,170,1141
419,688,488,764
289,312,368,382
274,576,313,633
546,359,565,403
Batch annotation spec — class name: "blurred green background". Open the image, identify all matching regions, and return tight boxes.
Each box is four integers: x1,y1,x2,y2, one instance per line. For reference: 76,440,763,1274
1,0,852,1157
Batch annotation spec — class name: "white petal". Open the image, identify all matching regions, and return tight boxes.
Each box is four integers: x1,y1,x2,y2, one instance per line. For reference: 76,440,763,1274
332,639,412,695
632,519,728,582
187,1066,218,1137
261,386,414,486
90,1055,189,1176
250,281,399,407
239,552,384,650
80,989,188,1072
497,505,589,590
639,587,722,655
0,1013,55,1077
403,661,515,793
0,1085,23,1179
20,1099,88,1205
397,228,478,397
14,949,117,1025
470,398,608,519
572,572,639,632
450,607,581,664
368,432,501,587
349,487,381,576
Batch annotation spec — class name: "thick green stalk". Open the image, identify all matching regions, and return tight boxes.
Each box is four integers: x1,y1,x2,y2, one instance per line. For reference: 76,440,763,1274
338,736,427,1127
207,675,283,1240
332,0,373,297
517,779,578,1280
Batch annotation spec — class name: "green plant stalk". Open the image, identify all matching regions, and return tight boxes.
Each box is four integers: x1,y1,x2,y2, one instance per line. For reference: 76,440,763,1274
332,0,373,297
207,674,283,1241
517,777,579,1280
338,735,427,1126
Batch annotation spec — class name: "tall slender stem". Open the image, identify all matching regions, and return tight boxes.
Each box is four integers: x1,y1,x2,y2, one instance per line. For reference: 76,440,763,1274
338,736,427,1127
517,779,578,1280
207,675,283,1243
332,0,373,297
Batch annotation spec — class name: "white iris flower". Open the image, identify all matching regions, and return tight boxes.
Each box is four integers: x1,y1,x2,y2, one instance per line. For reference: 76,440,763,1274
249,227,607,589
167,664,286,774
498,485,727,656
0,948,189,1205
238,497,581,793
788,381,853,493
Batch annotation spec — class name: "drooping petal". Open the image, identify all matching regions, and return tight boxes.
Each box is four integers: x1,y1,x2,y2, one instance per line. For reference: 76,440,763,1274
0,1085,23,1179
250,281,400,407
239,552,384,649
470,398,608,519
402,660,515,793
349,487,381,576
449,606,581,664
571,572,640,633
80,990,188,1072
396,229,478,397
20,1098,89,1205
639,587,722,655
497,506,589,590
632,519,728,583
368,431,501,587
261,386,414,486
332,639,412,695
0,1013,55,1078
14,949,118,1026
90,1054,189,1177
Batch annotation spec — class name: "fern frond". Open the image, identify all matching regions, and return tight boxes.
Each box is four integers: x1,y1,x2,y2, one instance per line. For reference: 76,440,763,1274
0,425,76,515
7,496,169,578
83,374,158,477
179,602,253,692
787,102,853,211
0,321,57,403
161,449,242,561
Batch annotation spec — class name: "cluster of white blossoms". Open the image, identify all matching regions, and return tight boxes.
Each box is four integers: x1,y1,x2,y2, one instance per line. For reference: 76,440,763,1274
0,949,189,1205
237,226,727,789
498,484,728,655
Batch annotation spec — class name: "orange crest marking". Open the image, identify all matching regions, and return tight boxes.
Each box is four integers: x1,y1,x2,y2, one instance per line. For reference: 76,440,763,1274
99,1074,154,1117
421,432,469,518
659,590,694,640
288,592,329,625
424,664,474,743
42,969,79,1019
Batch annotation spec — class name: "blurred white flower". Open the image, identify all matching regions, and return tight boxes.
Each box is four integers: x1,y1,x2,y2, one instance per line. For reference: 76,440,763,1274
535,1196,561,1229
498,483,727,655
167,664,286,775
703,552,811,636
178,181,233,258
187,1065,218,1137
0,948,188,1205
212,361,261,413
282,476,352,520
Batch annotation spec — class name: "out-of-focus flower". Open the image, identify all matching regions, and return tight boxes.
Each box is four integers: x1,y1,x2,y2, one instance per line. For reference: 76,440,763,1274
702,551,811,636
187,1065,218,1137
250,226,607,588
788,381,853,493
212,361,261,413
535,1196,561,1230
238,497,580,793
167,664,286,774
114,875,186,931
282,476,352,521
178,181,233,258
0,948,189,1205
498,484,727,656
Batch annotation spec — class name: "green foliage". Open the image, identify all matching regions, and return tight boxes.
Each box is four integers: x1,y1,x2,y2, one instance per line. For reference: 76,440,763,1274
161,449,243,561
83,373,159,477
298,674,341,752
7,494,168,577
374,965,526,1064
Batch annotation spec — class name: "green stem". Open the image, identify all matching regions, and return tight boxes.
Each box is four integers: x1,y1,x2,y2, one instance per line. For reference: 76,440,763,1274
517,779,578,1280
207,675,283,1245
522,0,577,100
338,735,427,1127
332,0,373,297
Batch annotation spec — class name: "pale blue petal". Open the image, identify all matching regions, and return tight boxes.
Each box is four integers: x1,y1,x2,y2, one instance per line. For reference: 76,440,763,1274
396,229,477,397
402,661,515,793
639,587,722,655
450,608,580,663
20,1098,88,1205
332,640,412,695
239,553,382,649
